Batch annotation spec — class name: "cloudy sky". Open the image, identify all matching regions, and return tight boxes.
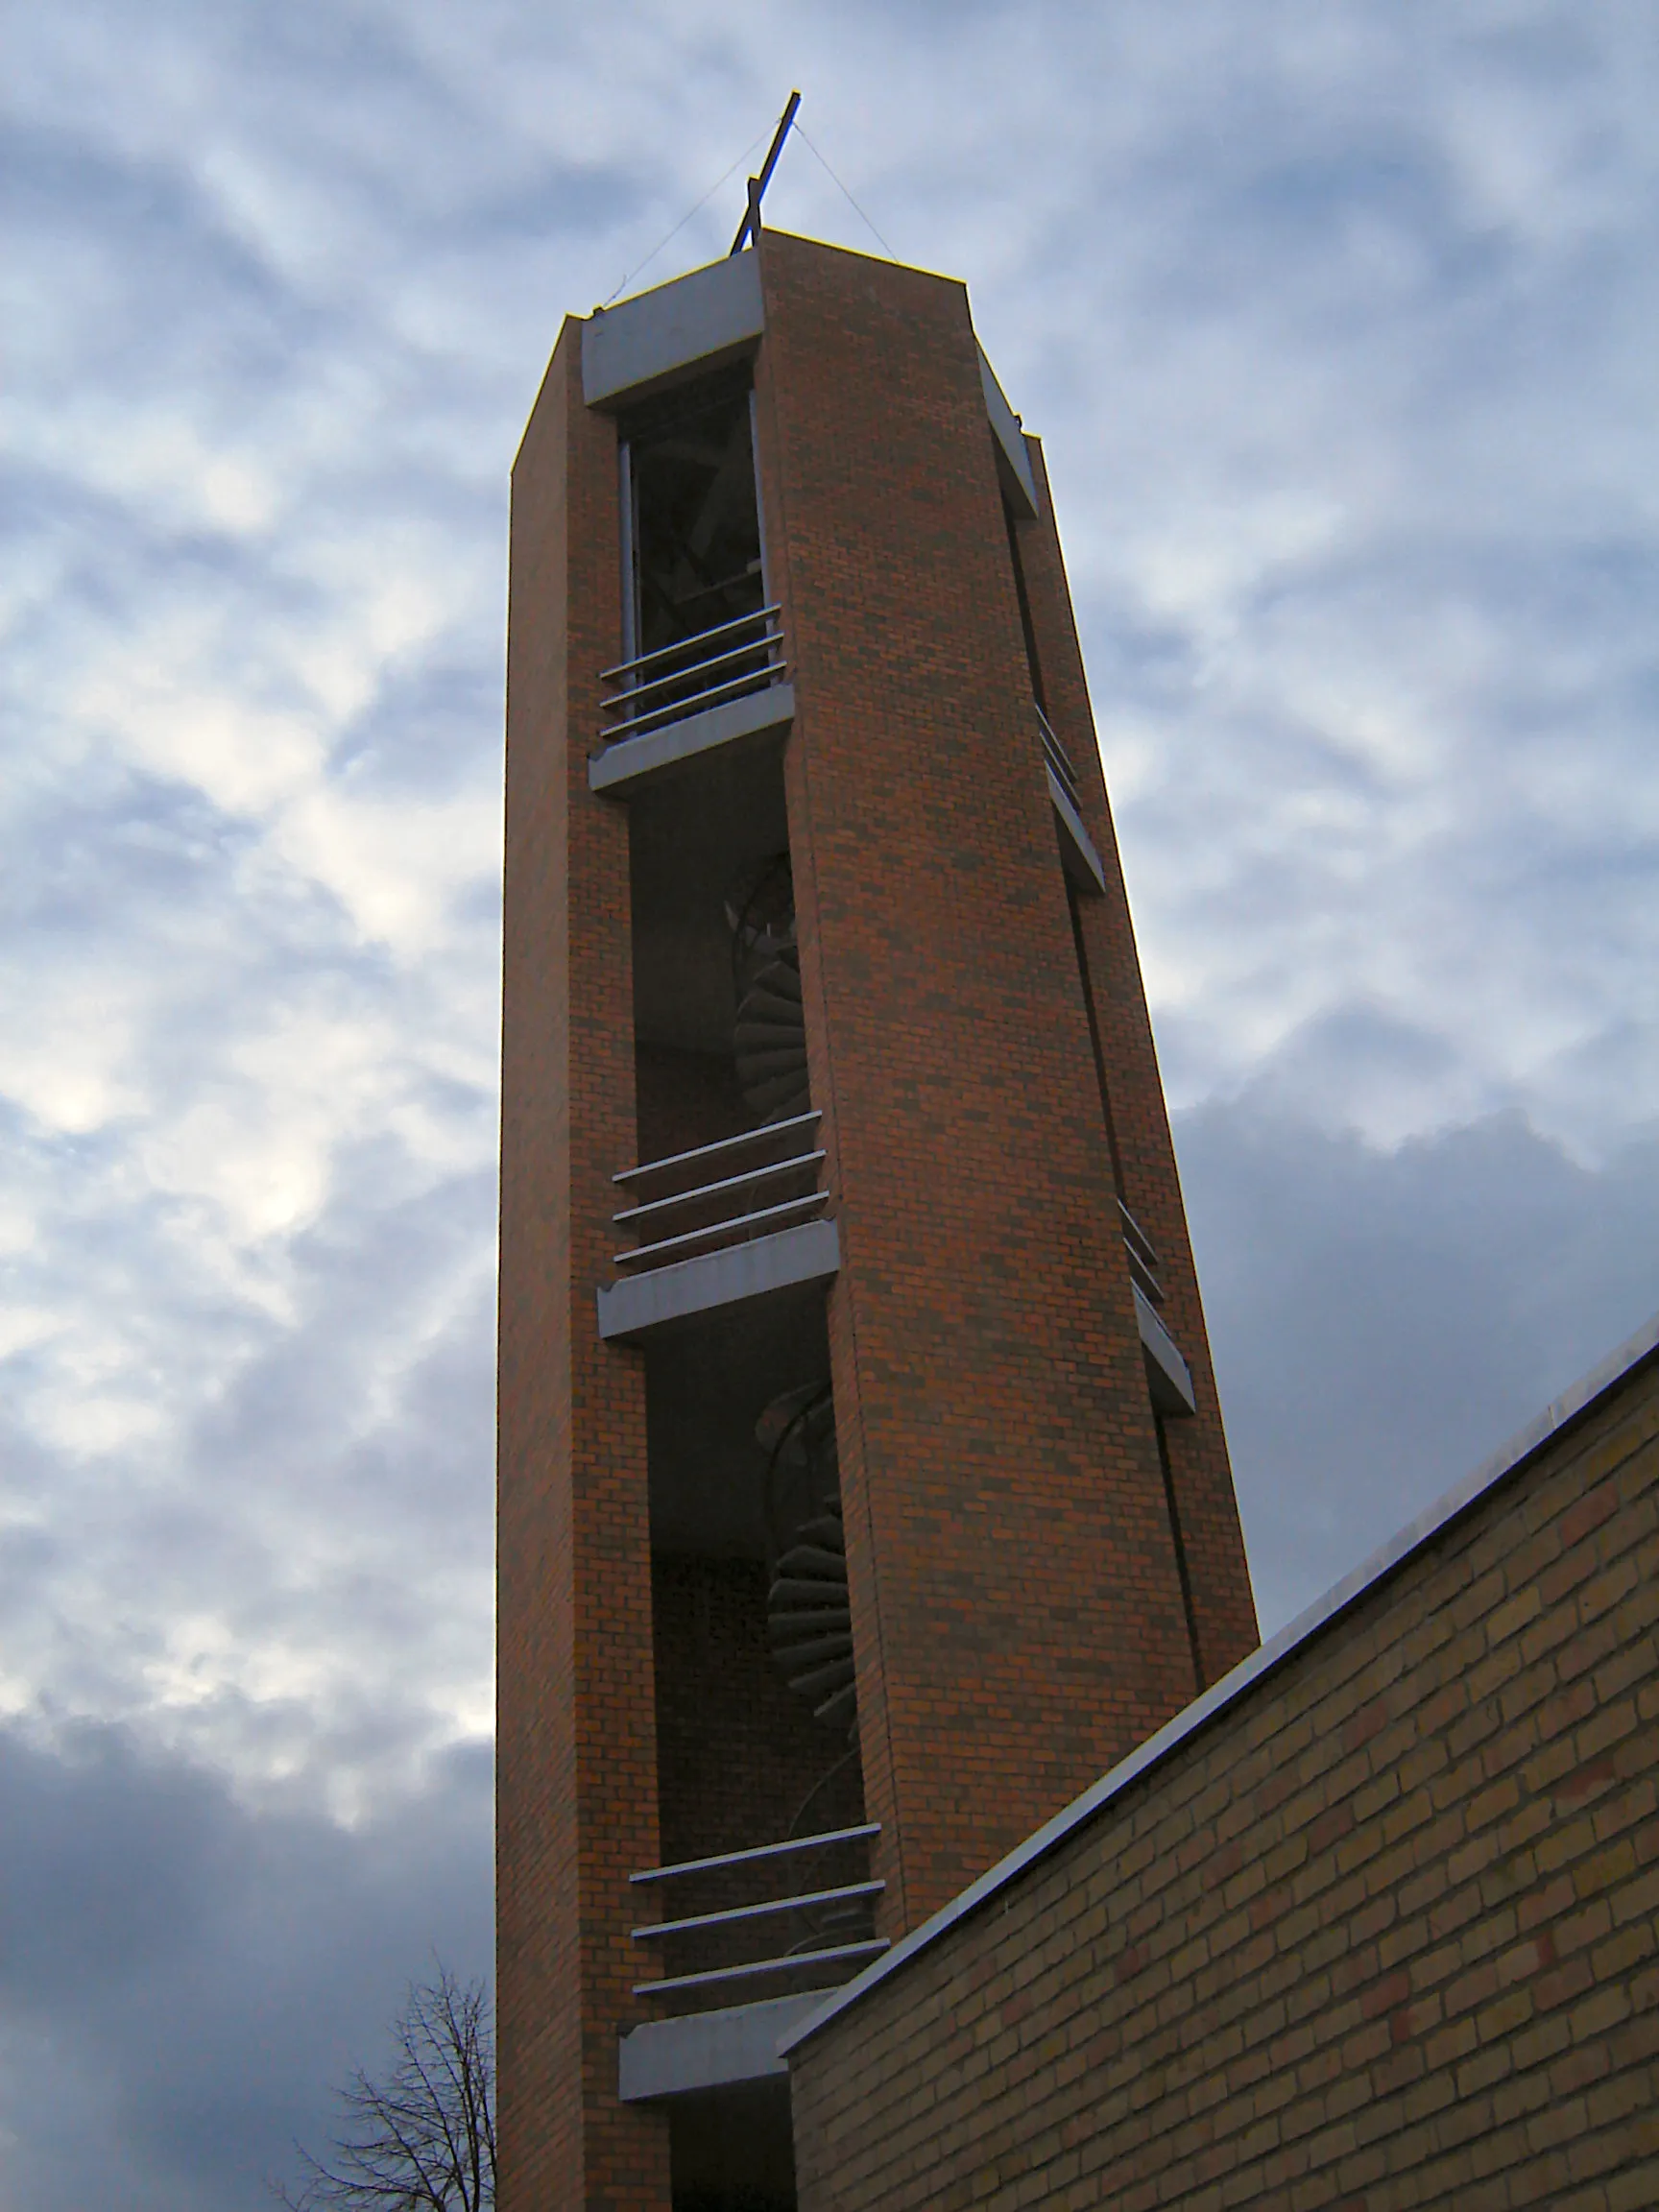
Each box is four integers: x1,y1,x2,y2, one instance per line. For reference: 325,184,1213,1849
3,1,1655,2200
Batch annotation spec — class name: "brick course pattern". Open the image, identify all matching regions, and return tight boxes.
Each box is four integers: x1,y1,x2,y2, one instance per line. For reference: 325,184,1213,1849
498,327,670,2210
752,233,1256,1940
500,231,1262,2209
1011,440,1257,1692
789,1339,1659,2211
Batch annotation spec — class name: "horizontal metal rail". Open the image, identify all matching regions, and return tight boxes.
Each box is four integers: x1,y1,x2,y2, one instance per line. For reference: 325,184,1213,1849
600,607,786,745
633,1937,890,2001
613,1111,820,1188
613,1113,826,1275
606,629,780,711
1118,1198,1165,1305
602,656,786,743
601,604,781,685
633,1878,884,1943
1036,701,1082,808
613,1190,829,1270
1118,1199,1159,1273
613,1150,826,1230
632,1821,880,1885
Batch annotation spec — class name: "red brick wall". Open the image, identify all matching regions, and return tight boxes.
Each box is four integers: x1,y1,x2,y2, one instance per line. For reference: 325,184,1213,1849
652,1554,866,1868
1013,440,1258,1689
789,1343,1659,2210
501,233,1264,2210
634,1044,750,1166
751,231,1222,1936
497,326,670,2210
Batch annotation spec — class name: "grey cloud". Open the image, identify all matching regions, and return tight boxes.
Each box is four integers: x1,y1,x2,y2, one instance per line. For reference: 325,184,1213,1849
1178,1098,1659,1636
3,0,1656,2195
0,1719,492,2212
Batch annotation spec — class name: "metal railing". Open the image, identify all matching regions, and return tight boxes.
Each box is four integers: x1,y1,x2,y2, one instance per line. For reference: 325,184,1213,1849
600,605,786,746
631,1822,887,2010
1035,700,1082,812
613,1112,828,1276
1119,1198,1165,1307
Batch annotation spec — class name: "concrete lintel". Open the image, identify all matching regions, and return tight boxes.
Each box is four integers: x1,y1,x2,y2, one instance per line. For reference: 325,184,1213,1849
978,345,1038,518
597,1218,840,1342
618,1991,824,2102
1135,1285,1196,1416
1047,767,1107,893
589,684,794,796
583,253,764,409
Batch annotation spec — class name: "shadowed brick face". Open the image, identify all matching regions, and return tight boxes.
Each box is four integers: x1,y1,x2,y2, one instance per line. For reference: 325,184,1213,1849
788,1346,1659,2212
498,328,669,2209
499,233,1258,2207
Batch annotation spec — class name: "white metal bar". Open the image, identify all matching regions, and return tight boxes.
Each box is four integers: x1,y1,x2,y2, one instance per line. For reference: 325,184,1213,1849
1034,699,1078,783
631,1821,879,1885
632,1879,883,1942
613,1190,827,1269
613,1112,821,1188
599,603,781,685
603,629,781,710
1118,1198,1161,1274
614,1151,825,1229
632,1938,889,2000
601,659,785,740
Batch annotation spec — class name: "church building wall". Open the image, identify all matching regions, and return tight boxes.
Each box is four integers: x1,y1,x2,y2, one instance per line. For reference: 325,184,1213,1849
786,1322,1659,2211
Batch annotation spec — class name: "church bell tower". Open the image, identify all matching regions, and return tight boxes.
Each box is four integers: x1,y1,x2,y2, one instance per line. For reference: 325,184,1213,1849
497,223,1258,2211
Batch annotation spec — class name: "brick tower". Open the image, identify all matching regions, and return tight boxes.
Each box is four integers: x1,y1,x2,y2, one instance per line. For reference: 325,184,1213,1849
498,228,1258,2211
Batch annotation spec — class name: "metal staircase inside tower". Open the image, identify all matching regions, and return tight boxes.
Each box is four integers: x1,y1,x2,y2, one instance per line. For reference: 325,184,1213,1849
757,1381,854,1737
729,854,810,1125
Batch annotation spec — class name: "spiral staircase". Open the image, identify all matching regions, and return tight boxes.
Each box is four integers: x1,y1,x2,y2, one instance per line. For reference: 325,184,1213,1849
729,854,810,1124
757,1381,855,1737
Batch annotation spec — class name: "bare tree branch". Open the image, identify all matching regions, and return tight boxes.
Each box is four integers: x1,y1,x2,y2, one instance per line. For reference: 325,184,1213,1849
272,1965,495,2212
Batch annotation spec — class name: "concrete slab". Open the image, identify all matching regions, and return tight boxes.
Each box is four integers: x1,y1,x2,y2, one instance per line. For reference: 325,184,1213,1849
978,345,1038,517
1135,1285,1197,1416
597,1218,840,1342
1047,767,1108,893
584,252,764,408
618,1990,826,2102
589,683,794,795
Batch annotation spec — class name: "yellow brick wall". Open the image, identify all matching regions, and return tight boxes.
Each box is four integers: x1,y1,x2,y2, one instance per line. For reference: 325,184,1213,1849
790,1343,1659,2210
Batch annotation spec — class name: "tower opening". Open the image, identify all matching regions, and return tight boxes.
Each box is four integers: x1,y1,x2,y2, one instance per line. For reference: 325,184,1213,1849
643,1303,870,2010
621,365,766,662
628,744,796,1166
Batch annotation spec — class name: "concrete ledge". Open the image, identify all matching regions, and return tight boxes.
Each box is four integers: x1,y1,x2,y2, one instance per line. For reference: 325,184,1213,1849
597,1218,840,1342
589,683,794,795
1047,767,1107,893
979,345,1038,517
1135,1285,1197,1416
584,252,764,408
618,1991,825,2102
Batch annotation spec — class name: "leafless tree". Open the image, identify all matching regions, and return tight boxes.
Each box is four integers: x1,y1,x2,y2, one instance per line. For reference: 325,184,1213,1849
274,1965,495,2212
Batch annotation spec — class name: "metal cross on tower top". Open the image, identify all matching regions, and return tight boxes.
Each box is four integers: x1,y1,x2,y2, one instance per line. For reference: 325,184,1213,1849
730,90,802,254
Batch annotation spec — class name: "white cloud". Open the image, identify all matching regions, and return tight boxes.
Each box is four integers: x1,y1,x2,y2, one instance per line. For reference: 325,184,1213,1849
1,1,1655,2197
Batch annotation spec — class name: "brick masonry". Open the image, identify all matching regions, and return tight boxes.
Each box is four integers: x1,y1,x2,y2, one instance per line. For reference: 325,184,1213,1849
787,1331,1659,2211
498,325,670,2210
1011,440,1258,1690
652,1554,866,1870
499,231,1262,2208
752,231,1256,1941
